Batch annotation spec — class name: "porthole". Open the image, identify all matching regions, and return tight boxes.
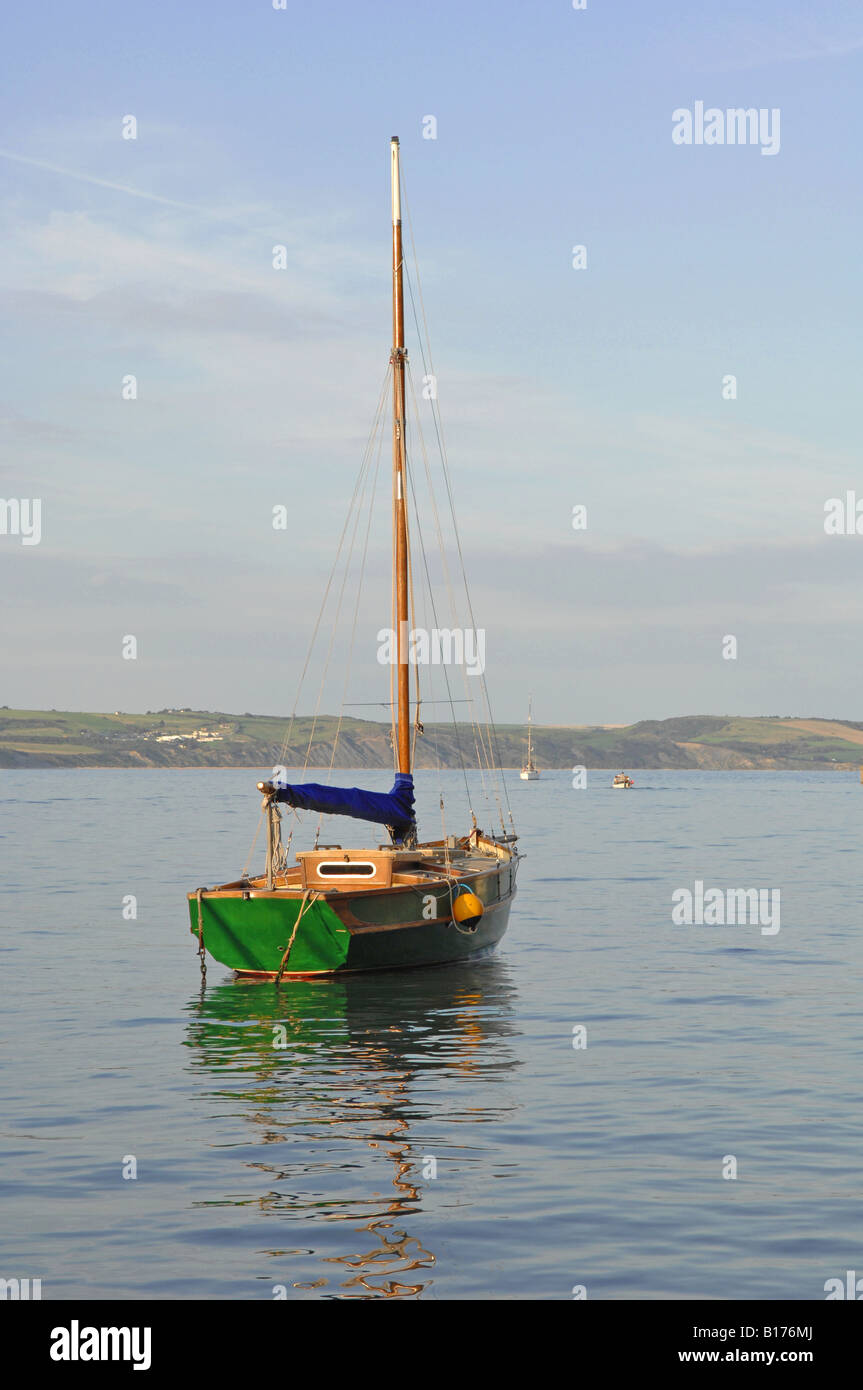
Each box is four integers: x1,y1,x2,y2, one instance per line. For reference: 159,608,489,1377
316,861,377,879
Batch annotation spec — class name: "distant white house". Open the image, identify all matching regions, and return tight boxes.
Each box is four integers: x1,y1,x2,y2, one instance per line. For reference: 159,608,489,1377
154,729,223,744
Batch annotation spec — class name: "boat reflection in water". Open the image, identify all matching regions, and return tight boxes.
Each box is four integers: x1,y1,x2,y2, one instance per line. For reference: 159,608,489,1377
183,959,518,1298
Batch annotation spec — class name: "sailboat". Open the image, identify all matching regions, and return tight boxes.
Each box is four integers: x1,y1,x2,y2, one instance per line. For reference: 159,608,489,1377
520,696,540,780
187,137,519,979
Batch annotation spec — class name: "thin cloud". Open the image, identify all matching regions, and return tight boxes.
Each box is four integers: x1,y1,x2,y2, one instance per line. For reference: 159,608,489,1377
0,147,213,214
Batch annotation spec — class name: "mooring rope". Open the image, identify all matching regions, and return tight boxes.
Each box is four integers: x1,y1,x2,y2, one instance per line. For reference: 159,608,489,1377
274,889,321,983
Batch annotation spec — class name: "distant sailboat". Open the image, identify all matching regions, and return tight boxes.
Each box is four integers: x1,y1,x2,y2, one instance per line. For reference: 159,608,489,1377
520,696,540,780
187,137,519,979
612,772,634,789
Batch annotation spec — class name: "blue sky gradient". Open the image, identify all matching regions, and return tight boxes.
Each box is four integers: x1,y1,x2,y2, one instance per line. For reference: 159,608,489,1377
1,1,861,722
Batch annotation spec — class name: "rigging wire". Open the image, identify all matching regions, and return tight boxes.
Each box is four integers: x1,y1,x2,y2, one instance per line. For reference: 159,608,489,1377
405,419,474,814
405,362,497,819
301,382,388,779
314,383,387,841
403,358,491,800
275,365,391,773
401,174,516,835
238,367,391,871
404,367,475,814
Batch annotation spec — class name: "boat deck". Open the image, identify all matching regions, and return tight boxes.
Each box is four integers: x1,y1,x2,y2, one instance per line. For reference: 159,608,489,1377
202,835,514,900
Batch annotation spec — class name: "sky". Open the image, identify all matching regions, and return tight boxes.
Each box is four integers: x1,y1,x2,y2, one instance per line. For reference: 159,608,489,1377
1,0,861,725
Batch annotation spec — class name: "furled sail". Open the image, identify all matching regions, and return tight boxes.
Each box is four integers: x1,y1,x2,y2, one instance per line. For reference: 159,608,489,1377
273,773,415,839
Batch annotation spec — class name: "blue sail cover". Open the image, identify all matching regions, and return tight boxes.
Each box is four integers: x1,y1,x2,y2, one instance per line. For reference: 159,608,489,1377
274,774,415,839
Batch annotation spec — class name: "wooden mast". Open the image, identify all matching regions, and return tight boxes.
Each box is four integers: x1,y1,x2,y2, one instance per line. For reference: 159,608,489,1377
391,136,411,776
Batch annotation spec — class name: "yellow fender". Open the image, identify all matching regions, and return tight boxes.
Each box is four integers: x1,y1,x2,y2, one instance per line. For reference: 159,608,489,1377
453,887,484,931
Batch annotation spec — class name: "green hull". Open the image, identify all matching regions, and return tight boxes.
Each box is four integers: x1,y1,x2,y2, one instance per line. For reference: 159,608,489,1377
188,867,516,977
189,893,351,975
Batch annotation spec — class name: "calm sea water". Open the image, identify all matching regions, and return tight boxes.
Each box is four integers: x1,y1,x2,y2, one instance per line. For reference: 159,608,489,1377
1,767,861,1300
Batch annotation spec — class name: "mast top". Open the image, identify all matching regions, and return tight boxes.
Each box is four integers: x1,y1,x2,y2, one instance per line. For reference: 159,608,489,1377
391,137,401,225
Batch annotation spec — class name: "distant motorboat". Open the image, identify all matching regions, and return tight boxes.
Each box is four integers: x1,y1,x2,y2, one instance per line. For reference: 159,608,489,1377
612,772,634,789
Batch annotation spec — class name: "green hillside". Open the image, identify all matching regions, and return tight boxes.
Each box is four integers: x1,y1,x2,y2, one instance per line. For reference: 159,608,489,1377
1,708,861,771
